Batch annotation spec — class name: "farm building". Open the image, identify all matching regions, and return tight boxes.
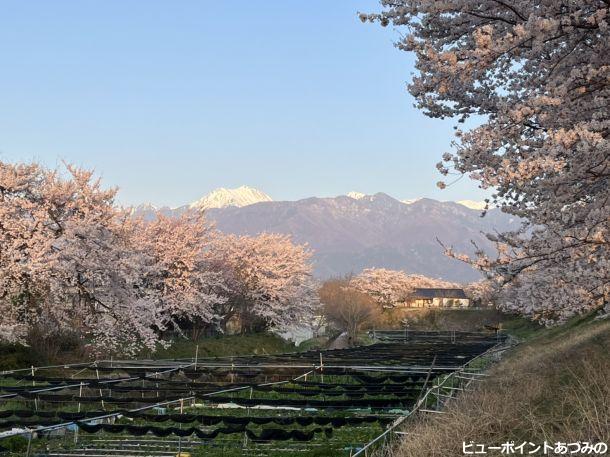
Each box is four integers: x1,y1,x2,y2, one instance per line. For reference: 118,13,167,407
406,288,470,308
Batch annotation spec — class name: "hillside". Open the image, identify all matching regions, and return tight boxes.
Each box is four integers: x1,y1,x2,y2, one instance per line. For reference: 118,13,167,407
207,194,519,282
132,191,518,282
392,316,610,456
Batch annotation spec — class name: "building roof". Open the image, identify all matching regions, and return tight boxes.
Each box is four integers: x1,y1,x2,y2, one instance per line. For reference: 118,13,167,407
411,288,468,299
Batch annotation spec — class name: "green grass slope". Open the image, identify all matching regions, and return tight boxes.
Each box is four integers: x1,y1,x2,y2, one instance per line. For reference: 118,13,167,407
142,332,297,360
0,333,297,370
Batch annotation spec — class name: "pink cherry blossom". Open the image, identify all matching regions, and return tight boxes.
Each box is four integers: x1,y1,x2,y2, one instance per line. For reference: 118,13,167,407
364,1,609,322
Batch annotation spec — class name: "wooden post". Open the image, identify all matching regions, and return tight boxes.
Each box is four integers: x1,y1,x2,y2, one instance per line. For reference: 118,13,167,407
25,431,32,457
319,353,324,383
96,368,105,411
248,387,253,415
416,355,437,406
75,382,83,444
177,399,184,454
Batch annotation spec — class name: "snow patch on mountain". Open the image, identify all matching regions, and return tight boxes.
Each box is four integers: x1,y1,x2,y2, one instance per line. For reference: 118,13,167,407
189,186,272,210
456,200,488,210
130,203,157,215
347,191,366,200
348,194,485,209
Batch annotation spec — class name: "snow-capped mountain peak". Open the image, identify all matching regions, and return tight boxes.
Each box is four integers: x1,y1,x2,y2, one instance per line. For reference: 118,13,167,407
456,200,488,210
129,203,158,216
401,198,422,205
347,191,366,200
189,186,272,210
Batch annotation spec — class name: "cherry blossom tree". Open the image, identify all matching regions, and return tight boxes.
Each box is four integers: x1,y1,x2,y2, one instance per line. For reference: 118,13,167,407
211,233,319,333
0,162,47,343
351,268,414,308
0,161,163,354
464,280,496,308
352,268,458,308
132,211,227,340
363,1,609,322
0,161,320,351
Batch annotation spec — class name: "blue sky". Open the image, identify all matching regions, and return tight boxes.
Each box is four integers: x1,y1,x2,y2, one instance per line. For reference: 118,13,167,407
0,1,487,207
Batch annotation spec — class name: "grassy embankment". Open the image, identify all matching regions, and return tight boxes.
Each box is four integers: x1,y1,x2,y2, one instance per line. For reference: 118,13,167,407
376,307,539,334
0,333,303,371
147,333,298,360
388,314,610,457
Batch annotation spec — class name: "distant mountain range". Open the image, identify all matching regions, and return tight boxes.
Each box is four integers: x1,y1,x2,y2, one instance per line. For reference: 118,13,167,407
132,187,519,283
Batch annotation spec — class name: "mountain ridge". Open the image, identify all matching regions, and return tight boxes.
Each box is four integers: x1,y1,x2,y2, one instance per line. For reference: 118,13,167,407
132,190,516,282
132,187,489,213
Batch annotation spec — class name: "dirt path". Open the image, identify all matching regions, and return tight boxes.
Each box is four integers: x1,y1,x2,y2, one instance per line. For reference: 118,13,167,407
328,332,350,349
